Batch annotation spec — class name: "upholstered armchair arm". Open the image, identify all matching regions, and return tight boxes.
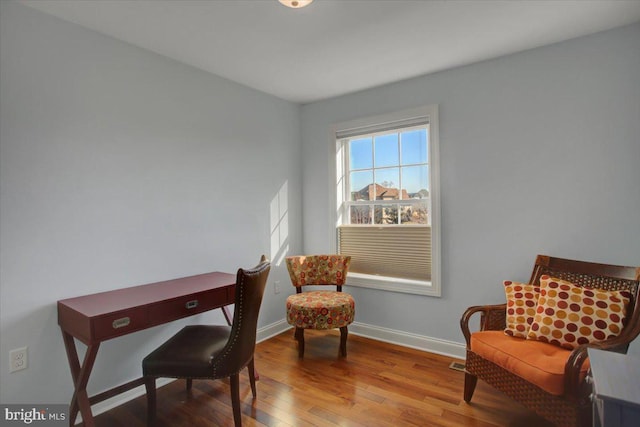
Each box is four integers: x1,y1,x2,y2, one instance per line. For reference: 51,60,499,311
460,303,507,347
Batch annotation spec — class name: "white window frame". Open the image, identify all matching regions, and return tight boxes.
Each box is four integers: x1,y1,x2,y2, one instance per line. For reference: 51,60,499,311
329,105,441,297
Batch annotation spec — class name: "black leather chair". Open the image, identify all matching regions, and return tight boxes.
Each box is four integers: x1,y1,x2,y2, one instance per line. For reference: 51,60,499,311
142,256,271,426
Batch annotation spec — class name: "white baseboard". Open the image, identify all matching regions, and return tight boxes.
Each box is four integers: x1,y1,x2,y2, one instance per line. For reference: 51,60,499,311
258,319,467,360
80,319,463,424
349,321,466,360
257,318,292,342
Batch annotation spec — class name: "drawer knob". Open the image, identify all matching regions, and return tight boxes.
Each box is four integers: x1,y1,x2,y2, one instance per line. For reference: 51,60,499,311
112,317,131,329
185,300,199,309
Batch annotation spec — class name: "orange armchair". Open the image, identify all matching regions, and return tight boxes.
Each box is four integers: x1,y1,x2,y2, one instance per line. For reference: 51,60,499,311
460,255,640,427
285,255,354,358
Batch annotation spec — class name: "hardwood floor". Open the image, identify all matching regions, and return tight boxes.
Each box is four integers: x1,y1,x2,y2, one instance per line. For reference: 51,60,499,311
95,330,553,427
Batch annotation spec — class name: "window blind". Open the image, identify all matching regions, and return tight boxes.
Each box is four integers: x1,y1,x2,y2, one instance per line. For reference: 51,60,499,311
338,225,431,281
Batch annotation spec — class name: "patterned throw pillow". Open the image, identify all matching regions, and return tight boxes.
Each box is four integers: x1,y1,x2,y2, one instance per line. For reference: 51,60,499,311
526,275,632,349
504,281,540,338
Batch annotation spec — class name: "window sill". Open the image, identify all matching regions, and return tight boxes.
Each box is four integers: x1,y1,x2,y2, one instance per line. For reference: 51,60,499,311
345,272,441,297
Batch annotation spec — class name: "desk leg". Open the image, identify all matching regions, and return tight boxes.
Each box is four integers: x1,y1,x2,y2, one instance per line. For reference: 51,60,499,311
62,330,99,427
222,306,233,326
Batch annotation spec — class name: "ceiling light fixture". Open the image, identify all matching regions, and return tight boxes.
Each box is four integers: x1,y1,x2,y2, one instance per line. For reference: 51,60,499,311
279,0,314,9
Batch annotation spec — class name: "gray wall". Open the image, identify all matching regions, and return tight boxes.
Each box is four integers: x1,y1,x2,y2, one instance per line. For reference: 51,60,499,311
2,0,639,409
300,23,640,342
0,2,302,404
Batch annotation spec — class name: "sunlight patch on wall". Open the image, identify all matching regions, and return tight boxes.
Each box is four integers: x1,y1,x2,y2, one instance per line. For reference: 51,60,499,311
270,181,289,266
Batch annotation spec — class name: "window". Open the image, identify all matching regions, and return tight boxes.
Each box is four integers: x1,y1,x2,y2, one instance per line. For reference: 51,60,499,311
332,106,440,296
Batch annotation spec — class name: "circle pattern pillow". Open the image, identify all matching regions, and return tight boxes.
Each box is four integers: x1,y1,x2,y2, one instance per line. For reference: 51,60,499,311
526,275,632,349
504,281,540,338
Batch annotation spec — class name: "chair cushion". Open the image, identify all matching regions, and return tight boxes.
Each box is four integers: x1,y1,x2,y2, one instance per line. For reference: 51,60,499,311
503,281,540,338
286,290,355,329
143,325,230,378
526,276,632,349
470,330,589,395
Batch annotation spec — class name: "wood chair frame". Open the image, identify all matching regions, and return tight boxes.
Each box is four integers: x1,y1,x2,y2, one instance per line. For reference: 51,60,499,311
460,255,640,427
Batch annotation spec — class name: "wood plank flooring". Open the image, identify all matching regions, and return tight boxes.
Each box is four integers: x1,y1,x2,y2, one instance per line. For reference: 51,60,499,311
94,329,553,427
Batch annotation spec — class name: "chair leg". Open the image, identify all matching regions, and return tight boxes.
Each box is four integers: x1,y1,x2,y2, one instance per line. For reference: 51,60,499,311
294,327,305,358
144,377,157,426
578,403,593,427
339,326,348,357
186,378,192,390
247,357,257,398
463,372,478,402
230,373,242,427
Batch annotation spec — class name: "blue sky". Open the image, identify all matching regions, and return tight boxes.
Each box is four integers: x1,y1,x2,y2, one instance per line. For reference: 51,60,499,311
349,129,428,195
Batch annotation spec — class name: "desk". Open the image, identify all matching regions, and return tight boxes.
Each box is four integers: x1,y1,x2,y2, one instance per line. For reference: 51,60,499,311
58,271,236,427
588,348,640,427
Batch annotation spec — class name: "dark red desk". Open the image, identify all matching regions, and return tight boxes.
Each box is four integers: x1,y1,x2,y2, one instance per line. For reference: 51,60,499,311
58,271,236,427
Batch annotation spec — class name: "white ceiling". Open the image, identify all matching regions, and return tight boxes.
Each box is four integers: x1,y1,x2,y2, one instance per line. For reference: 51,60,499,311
20,0,640,104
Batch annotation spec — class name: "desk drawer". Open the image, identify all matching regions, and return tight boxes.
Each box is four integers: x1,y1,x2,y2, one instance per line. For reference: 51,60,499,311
93,308,148,341
148,288,227,325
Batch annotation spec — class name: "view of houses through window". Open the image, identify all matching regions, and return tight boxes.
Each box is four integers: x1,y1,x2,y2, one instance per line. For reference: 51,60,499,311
346,127,429,227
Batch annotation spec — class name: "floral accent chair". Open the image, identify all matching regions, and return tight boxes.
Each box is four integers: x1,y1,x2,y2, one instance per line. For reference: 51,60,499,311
285,255,354,358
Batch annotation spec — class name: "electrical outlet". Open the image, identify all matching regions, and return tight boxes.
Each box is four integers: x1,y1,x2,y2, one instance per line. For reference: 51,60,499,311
10,347,28,373
274,281,281,294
